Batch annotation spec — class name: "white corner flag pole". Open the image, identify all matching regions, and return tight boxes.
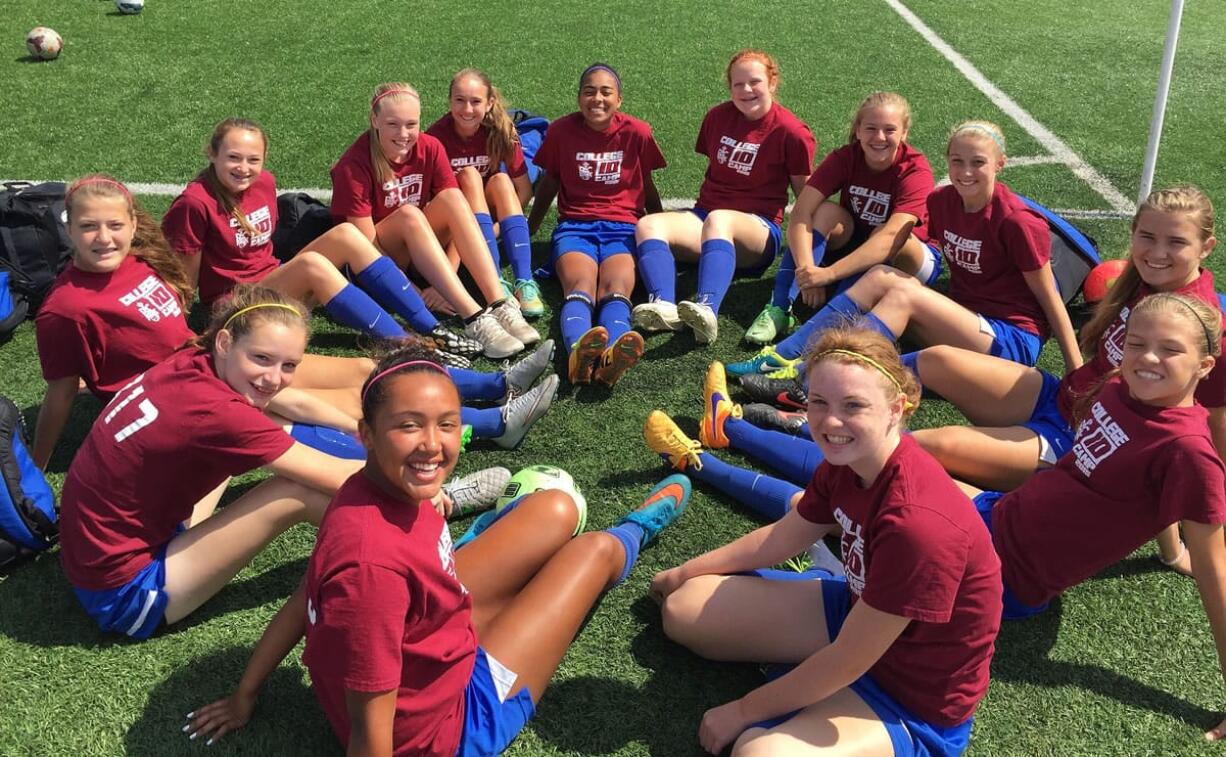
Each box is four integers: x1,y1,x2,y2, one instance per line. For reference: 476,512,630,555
1137,0,1185,207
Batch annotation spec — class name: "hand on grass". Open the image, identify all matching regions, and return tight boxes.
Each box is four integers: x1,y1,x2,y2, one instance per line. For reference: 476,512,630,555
699,699,749,754
649,567,688,604
184,690,255,745
1206,716,1226,741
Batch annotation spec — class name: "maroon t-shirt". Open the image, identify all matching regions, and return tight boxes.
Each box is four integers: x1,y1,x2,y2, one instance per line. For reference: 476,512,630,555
994,378,1226,607
1058,269,1226,421
806,141,934,242
303,473,477,757
59,349,294,589
162,171,279,306
694,101,816,224
36,256,195,401
796,435,1002,726
330,132,459,223
426,114,528,179
928,182,1052,337
533,111,667,224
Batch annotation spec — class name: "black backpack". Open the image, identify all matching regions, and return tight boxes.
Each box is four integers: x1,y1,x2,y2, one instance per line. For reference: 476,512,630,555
271,192,334,263
0,181,73,335
1017,194,1102,305
0,394,58,570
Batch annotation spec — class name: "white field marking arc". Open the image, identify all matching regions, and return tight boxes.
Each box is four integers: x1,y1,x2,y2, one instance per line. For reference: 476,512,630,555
8,156,1130,221
884,0,1135,215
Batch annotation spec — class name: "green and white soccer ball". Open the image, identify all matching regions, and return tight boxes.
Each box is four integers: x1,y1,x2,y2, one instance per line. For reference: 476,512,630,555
496,465,587,534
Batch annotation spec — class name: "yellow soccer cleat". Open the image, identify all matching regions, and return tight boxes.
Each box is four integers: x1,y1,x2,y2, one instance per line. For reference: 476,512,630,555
699,361,742,449
643,410,703,471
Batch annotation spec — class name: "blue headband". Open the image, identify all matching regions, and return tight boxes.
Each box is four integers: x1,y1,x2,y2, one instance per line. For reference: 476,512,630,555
957,123,1005,151
580,64,621,93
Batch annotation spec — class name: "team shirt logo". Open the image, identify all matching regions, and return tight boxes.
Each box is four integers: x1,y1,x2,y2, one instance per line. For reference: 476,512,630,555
715,136,760,176
847,185,892,227
1072,400,1130,476
383,174,424,209
1103,305,1130,366
436,525,468,595
832,507,866,595
230,205,273,248
307,598,317,625
103,373,159,443
119,275,182,323
941,230,983,274
575,150,624,185
450,155,490,175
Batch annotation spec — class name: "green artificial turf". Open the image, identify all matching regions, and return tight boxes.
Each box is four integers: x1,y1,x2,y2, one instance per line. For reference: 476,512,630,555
3,1,1226,754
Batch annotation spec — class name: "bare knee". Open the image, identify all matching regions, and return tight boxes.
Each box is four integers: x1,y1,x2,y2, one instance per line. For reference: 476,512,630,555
456,166,484,194
517,489,581,537
635,213,667,242
660,575,721,650
392,203,431,233
701,209,739,240
913,344,957,380
730,730,777,757
293,251,340,286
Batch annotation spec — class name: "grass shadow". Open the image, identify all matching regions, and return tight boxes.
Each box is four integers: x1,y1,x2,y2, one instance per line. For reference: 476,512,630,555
123,647,338,757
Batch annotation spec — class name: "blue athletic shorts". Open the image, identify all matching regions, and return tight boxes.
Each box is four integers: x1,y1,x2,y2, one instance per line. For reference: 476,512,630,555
744,569,974,756
920,243,945,288
972,491,1050,621
978,315,1042,367
689,206,782,276
1020,370,1075,465
456,647,536,756
72,545,170,640
551,219,636,264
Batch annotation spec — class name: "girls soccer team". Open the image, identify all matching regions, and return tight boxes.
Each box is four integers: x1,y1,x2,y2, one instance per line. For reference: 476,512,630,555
22,47,1226,754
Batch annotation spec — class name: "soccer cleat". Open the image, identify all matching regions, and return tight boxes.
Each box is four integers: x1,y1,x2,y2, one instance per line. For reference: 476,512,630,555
500,277,515,302
631,298,683,332
594,331,644,387
502,339,555,400
643,410,703,471
742,403,807,436
765,361,801,380
493,374,559,449
568,326,608,385
465,311,525,359
444,466,513,519
745,303,794,345
429,324,484,357
493,300,541,346
739,373,807,410
434,348,472,370
726,346,799,377
699,361,742,449
514,278,545,318
615,473,692,547
677,300,719,344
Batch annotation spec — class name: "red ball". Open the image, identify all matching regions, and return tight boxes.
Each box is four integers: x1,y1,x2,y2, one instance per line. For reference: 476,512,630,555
1083,259,1129,303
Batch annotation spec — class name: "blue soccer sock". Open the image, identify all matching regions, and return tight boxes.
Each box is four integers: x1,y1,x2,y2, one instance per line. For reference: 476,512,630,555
323,284,408,339
726,416,824,484
771,249,799,310
448,367,506,403
561,292,594,352
597,295,632,343
499,215,533,282
635,238,676,303
810,229,830,267
460,406,504,438
864,312,898,342
776,292,865,359
474,212,501,270
690,452,800,521
605,522,645,586
354,256,439,333
289,423,366,460
900,350,921,382
695,239,737,313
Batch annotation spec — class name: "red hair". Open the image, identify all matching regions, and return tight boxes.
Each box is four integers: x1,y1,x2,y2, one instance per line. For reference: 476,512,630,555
726,49,780,88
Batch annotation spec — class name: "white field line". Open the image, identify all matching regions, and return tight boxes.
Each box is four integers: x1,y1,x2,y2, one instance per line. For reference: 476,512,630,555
884,0,1134,215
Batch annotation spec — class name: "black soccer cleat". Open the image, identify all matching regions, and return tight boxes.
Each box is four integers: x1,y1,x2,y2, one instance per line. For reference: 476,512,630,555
738,373,807,411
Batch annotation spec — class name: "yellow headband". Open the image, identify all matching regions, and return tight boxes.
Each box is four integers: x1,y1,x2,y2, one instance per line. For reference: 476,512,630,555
817,349,915,411
222,303,302,331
